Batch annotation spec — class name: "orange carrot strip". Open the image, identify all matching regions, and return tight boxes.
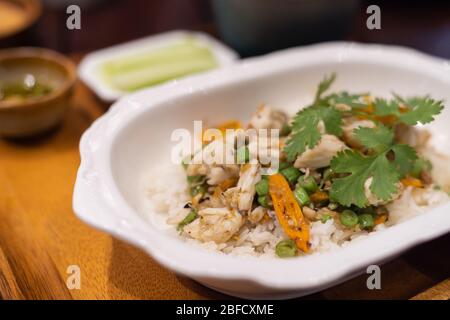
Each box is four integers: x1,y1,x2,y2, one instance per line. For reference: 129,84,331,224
310,191,329,203
218,177,238,190
202,120,242,143
401,177,423,188
375,214,387,225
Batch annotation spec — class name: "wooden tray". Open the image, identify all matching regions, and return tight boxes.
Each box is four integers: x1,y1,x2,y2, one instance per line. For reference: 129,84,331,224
0,57,448,300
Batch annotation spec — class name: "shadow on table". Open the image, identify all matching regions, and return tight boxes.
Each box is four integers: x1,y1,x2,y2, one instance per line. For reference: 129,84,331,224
107,233,450,300
108,238,229,299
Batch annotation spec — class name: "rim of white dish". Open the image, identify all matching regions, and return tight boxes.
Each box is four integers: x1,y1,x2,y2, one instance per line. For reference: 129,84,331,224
78,30,239,102
73,42,450,291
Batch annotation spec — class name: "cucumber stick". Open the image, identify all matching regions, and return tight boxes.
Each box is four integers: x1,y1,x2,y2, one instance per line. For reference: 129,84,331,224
101,39,218,91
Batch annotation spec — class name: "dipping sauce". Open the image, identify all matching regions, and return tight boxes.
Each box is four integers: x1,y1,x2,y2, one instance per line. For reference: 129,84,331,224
0,74,52,103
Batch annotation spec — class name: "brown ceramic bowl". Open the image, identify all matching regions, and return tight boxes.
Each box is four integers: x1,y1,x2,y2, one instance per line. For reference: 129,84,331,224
0,0,42,40
0,47,77,137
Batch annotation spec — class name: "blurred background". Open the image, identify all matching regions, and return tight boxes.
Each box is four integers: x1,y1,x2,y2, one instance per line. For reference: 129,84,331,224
1,0,449,58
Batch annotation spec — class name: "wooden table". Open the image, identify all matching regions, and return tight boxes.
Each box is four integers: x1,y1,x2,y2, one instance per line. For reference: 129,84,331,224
0,59,449,300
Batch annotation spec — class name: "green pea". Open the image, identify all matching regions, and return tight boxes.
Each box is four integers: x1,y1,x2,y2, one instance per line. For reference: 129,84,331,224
258,195,272,208
340,209,358,227
255,179,269,196
236,146,250,163
275,239,297,258
280,123,292,136
297,176,318,193
358,213,375,229
294,187,310,206
281,167,301,185
177,209,198,231
190,185,207,197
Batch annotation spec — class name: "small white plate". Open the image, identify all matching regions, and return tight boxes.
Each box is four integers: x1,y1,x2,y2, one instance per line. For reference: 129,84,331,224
78,30,239,102
73,42,450,299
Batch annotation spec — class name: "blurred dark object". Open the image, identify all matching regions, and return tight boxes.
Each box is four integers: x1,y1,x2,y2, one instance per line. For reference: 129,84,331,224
211,0,359,56
1,0,449,59
355,0,450,59
32,0,213,53
0,0,42,49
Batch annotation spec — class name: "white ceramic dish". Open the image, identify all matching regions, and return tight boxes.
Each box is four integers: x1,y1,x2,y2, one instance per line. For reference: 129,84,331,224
78,30,239,102
73,42,450,299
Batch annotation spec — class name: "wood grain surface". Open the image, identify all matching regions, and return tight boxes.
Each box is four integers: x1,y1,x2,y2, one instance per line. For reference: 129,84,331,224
0,58,448,300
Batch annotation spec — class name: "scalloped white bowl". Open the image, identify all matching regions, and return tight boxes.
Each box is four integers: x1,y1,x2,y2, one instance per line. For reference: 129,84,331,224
73,42,450,299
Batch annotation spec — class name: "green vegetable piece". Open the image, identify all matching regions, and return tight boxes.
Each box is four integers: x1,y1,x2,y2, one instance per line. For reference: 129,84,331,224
275,239,297,258
358,213,375,229
281,167,301,185
187,175,205,185
330,125,417,207
321,214,332,223
278,162,291,171
177,209,198,231
340,209,358,227
373,95,444,126
411,158,432,178
280,123,292,136
190,185,207,197
297,176,318,193
236,146,250,163
257,195,272,208
294,187,310,206
255,179,269,196
284,106,343,161
323,168,334,181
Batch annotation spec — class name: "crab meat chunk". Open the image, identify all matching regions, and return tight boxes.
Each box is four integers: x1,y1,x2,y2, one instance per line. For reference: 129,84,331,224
249,105,287,130
294,134,347,169
184,208,243,243
223,164,261,211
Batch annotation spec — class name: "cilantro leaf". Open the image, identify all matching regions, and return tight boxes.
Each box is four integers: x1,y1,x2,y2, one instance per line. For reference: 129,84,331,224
319,106,343,136
398,96,444,125
284,73,342,161
391,144,418,176
353,125,393,153
330,125,417,207
314,73,336,104
327,91,368,109
284,106,342,161
373,98,398,116
330,150,400,207
373,95,444,126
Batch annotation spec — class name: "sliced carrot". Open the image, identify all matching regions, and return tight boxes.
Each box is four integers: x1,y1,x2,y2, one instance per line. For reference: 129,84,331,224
401,177,423,188
375,214,387,225
202,120,242,143
269,173,310,252
374,114,398,125
217,120,242,133
218,177,238,190
310,191,329,203
360,103,374,114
